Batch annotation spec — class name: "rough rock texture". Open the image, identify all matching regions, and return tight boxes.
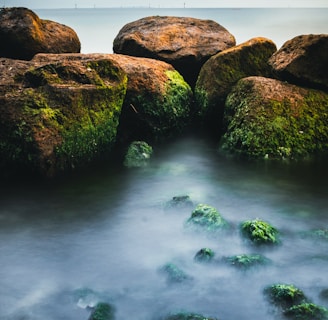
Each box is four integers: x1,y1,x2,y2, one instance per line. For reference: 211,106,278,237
0,7,81,60
113,16,236,87
123,140,153,168
108,54,193,144
269,34,328,91
195,37,277,134
0,54,127,177
221,76,328,160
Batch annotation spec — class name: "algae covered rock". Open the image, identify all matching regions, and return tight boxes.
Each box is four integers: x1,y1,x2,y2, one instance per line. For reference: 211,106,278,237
269,34,328,91
195,37,276,134
240,218,279,245
194,248,215,263
123,140,153,168
89,302,115,320
163,312,218,320
223,253,271,270
221,76,328,160
264,284,308,309
160,263,193,284
165,195,194,209
186,204,230,233
0,54,127,177
109,54,193,144
0,7,80,60
284,303,328,320
113,16,236,87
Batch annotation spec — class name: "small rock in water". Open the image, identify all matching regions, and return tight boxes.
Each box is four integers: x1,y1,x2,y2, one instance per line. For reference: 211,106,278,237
194,248,215,263
123,140,153,168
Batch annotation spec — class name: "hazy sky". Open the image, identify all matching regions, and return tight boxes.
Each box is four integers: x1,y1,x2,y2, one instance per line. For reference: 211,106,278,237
3,0,328,8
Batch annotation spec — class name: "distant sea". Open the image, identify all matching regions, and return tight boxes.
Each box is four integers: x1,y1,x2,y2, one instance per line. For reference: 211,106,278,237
35,8,328,53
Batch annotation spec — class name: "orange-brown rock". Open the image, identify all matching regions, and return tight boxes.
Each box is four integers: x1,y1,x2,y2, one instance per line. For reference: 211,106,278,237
269,34,328,91
113,16,236,87
0,7,81,60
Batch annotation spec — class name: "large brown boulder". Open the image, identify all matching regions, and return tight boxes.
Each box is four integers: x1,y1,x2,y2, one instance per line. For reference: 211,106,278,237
34,53,193,145
113,16,236,87
220,76,328,160
0,54,127,177
269,34,328,91
0,7,81,60
195,37,277,135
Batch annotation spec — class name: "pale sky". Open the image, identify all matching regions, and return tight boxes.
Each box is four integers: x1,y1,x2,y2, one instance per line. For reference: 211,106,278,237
3,0,328,8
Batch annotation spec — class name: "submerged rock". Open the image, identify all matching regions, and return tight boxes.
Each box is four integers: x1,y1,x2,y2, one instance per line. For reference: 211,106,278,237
300,229,328,242
0,54,127,177
160,263,193,284
163,312,218,320
89,302,115,320
284,303,328,320
195,37,276,135
113,16,235,87
123,140,153,168
73,287,101,309
0,7,80,60
194,248,215,263
165,195,194,209
223,253,271,270
240,218,279,245
320,288,328,301
221,76,328,160
264,284,308,309
269,34,328,91
186,204,230,233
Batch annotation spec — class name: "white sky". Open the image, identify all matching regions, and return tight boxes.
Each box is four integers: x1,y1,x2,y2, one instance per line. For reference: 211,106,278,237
3,0,328,8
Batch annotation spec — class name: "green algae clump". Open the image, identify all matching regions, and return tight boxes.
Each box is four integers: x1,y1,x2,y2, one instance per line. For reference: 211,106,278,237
264,284,308,309
284,303,328,320
186,204,230,233
224,253,271,270
240,218,279,245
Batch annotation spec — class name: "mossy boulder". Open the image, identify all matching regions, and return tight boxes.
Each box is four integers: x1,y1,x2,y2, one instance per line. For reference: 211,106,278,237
113,16,235,87
160,263,193,284
108,54,193,144
195,37,276,135
163,312,218,320
89,302,115,320
264,284,308,309
223,253,271,270
123,140,153,168
240,218,279,245
194,248,215,263
0,7,80,60
284,303,328,320
0,54,127,177
269,34,328,92
186,204,230,233
220,76,328,160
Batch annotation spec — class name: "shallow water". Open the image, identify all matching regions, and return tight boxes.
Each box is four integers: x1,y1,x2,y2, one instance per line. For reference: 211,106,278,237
0,137,327,319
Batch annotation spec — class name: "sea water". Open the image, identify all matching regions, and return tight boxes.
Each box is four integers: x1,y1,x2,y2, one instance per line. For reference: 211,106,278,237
1,7,328,320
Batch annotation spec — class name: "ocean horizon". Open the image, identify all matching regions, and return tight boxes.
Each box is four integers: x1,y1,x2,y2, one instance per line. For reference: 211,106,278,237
35,7,328,53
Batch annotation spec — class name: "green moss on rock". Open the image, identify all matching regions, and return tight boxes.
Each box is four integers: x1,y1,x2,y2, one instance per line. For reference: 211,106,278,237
284,303,328,320
186,204,230,233
123,140,153,168
220,76,328,160
163,312,218,320
264,284,308,309
194,248,215,263
224,253,271,270
160,263,193,284
89,302,115,320
240,218,279,245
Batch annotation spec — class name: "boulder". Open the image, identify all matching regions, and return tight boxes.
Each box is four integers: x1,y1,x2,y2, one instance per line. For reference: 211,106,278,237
0,54,127,177
186,204,230,233
195,37,276,134
240,218,279,245
220,76,328,160
89,302,115,320
108,54,193,144
123,140,153,168
113,16,236,87
284,303,328,320
269,34,328,91
0,7,80,60
264,283,308,309
160,263,193,284
194,248,215,263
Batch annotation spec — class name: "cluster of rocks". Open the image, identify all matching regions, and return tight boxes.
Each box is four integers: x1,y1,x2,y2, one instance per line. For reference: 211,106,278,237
1,7,327,178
